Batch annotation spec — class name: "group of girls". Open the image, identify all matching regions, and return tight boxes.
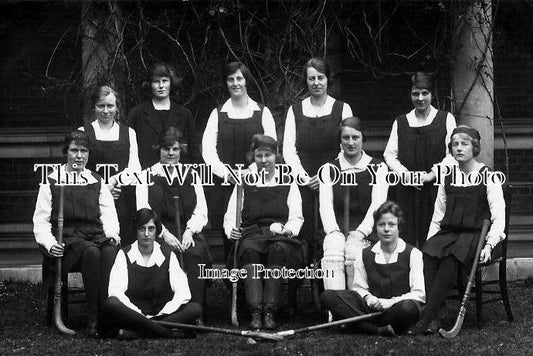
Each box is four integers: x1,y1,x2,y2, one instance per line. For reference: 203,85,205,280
33,57,506,339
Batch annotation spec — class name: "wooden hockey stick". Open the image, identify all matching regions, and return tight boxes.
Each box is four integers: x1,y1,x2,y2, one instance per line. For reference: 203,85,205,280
231,184,244,327
276,312,382,337
173,195,185,268
54,185,75,335
156,320,283,341
439,219,491,338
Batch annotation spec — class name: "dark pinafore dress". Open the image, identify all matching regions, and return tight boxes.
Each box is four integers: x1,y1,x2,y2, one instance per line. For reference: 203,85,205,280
395,111,448,248
363,244,413,299
423,166,492,266
206,105,265,258
42,172,114,286
335,243,414,313
123,244,174,316
148,173,212,269
293,99,345,262
231,183,305,269
84,123,137,246
330,157,382,241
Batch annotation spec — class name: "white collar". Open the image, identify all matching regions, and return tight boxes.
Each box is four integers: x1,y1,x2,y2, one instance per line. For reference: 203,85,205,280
336,151,373,171
302,95,335,107
126,241,166,267
220,97,261,112
91,119,118,133
406,105,438,123
371,238,407,255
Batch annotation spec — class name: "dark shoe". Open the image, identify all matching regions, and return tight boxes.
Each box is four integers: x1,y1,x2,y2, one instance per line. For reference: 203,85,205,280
250,310,262,330
377,324,396,337
117,329,137,340
87,316,99,338
425,319,442,335
263,310,277,330
406,321,428,336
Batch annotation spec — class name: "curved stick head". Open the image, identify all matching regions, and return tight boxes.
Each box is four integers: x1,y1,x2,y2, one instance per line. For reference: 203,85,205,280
438,314,464,339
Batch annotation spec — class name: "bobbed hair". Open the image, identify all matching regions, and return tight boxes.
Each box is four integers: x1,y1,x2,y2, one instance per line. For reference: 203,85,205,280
225,61,252,85
63,130,90,155
448,125,481,157
338,116,365,143
142,62,181,93
131,208,162,237
373,201,404,230
153,127,186,157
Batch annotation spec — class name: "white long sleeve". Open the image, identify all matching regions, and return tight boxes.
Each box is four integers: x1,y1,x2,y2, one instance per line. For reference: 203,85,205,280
427,183,447,240
99,177,121,241
33,167,120,251
33,183,55,252
108,249,143,314
157,251,191,316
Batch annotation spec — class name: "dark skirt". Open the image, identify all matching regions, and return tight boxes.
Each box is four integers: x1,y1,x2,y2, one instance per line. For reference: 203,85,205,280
422,229,480,265
114,185,137,247
205,177,234,230
228,225,306,269
42,224,115,287
394,182,438,249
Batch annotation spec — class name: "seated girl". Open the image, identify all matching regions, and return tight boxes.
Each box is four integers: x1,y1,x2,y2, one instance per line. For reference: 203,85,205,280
409,125,506,335
321,201,425,336
101,208,201,339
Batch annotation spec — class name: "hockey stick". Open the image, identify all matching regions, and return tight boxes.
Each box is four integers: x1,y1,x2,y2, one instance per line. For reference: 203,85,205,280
156,320,283,341
231,184,244,327
173,195,185,268
276,312,382,337
439,219,491,338
53,185,76,335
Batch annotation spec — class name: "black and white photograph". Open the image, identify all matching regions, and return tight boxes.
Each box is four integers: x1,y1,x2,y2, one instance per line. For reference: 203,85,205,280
0,0,532,354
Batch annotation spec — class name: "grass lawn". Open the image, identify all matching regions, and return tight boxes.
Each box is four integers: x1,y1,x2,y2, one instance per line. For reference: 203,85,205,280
1,279,532,356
